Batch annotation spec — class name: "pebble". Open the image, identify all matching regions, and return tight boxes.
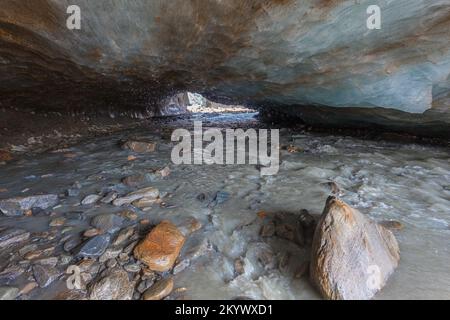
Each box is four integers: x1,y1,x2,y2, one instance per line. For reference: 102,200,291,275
0,194,58,216
0,228,30,249
0,265,24,285
83,228,102,238
113,227,134,246
77,234,111,258
122,140,157,153
91,214,124,234
49,217,66,227
143,278,174,300
0,287,19,300
124,263,141,273
99,247,123,263
100,191,118,204
33,264,61,288
173,259,190,275
234,259,245,275
118,210,138,221
35,257,59,267
81,194,101,205
113,187,159,207
106,259,118,269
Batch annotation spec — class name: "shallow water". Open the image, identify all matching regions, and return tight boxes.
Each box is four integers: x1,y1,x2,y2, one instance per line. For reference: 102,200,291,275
0,112,449,300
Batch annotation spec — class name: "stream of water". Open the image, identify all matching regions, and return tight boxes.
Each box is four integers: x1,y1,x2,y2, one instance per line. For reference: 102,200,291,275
0,112,449,299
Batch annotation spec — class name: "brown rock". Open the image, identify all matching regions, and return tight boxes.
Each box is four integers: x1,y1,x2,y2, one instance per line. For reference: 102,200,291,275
19,282,38,295
142,278,174,300
134,221,185,272
0,150,12,162
380,220,404,231
83,228,102,238
310,197,400,300
122,140,156,153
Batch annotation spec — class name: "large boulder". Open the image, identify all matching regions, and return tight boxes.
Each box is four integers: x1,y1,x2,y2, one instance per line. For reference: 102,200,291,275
310,197,400,300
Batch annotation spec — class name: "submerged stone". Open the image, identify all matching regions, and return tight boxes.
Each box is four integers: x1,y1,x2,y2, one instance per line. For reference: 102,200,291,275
0,194,58,216
77,234,111,258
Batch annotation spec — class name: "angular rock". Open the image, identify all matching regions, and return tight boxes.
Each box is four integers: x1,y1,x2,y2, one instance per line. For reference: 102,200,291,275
113,187,159,207
142,278,174,300
134,221,185,272
122,140,157,153
0,194,58,216
33,264,61,288
89,268,134,300
310,197,400,300
77,234,111,258
0,228,30,249
0,287,19,300
91,214,124,234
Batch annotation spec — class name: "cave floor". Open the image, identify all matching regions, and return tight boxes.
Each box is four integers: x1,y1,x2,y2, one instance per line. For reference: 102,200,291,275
0,112,449,300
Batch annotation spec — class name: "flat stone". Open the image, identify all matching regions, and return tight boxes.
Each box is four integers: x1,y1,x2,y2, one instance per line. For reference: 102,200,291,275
100,191,118,204
0,287,19,300
132,197,157,209
122,140,157,153
49,217,66,227
81,194,101,205
113,227,135,246
122,173,157,187
142,278,174,300
99,247,123,263
78,234,111,258
35,257,59,267
33,264,61,288
0,194,58,216
89,268,134,300
0,228,30,249
91,214,124,234
0,265,25,285
134,221,185,272
310,197,400,300
113,187,160,207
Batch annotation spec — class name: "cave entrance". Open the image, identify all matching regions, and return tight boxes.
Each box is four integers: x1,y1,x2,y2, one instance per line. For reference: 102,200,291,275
185,92,256,115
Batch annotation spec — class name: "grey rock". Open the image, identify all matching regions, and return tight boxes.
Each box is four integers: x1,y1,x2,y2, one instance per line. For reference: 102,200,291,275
100,191,118,204
63,236,82,253
0,228,30,249
33,264,61,288
0,194,58,216
99,247,123,263
0,287,19,300
113,227,134,246
91,214,124,234
112,187,159,207
310,197,400,300
89,268,134,300
0,265,25,285
78,234,111,258
124,263,141,273
81,194,101,205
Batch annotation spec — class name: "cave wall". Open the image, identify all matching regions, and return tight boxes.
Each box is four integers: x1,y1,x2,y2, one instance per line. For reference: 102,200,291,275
0,0,449,135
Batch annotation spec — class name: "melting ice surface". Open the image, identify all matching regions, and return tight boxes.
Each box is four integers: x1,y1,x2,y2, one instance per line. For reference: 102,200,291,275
0,112,449,300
